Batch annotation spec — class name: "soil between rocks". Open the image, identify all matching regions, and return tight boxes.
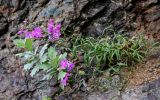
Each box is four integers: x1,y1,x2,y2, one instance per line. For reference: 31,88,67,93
128,57,160,86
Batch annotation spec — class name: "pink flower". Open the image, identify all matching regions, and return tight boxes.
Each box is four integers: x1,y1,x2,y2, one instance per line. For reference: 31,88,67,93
59,59,75,71
25,31,33,38
48,33,61,41
60,73,70,86
32,27,43,38
67,62,75,71
17,30,24,35
54,23,61,34
47,18,61,41
53,23,61,39
22,27,43,39
59,59,75,87
59,59,68,69
48,18,54,34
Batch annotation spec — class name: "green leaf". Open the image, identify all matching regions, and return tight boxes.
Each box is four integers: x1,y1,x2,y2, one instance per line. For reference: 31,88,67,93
51,57,60,68
89,56,94,66
39,44,48,58
38,63,51,70
42,74,52,80
42,97,52,100
58,71,66,80
30,67,39,77
34,46,39,54
16,53,24,57
23,51,34,60
13,39,25,48
110,67,119,73
117,62,127,67
40,53,47,63
60,84,65,90
25,38,33,51
48,47,57,59
24,61,36,70
78,70,85,75
59,53,67,60
24,63,33,70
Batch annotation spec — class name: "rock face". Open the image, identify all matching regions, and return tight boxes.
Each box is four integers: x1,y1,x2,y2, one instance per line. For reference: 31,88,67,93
67,0,160,37
0,14,8,34
122,78,160,100
0,0,159,38
0,0,160,99
0,46,59,100
0,0,36,35
85,77,160,100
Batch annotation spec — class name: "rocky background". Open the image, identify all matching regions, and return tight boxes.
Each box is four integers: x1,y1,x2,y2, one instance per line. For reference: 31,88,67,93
0,0,160,100
0,0,160,37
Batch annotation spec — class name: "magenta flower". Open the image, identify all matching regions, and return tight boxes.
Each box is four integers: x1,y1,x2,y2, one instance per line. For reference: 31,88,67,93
25,31,33,38
47,18,61,41
67,62,75,71
53,23,61,39
59,59,75,71
60,73,70,86
17,30,24,35
32,27,43,38
59,59,75,87
48,34,61,41
48,18,54,34
17,29,32,38
54,23,61,34
59,59,68,69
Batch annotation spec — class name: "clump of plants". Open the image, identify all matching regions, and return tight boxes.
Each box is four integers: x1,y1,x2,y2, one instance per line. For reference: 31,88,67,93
14,18,158,91
14,18,75,89
69,33,152,72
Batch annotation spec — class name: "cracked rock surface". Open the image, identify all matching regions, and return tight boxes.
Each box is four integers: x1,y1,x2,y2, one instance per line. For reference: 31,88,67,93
0,0,160,99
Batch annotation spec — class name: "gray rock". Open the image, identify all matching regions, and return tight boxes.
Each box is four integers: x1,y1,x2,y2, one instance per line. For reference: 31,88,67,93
67,0,160,36
122,78,160,100
144,6,160,22
0,0,160,99
0,14,8,34
0,0,159,37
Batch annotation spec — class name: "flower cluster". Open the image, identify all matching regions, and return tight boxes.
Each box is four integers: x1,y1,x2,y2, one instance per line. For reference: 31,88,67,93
48,18,61,41
17,27,43,39
17,18,61,41
16,18,74,88
59,59,75,86
60,73,70,86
